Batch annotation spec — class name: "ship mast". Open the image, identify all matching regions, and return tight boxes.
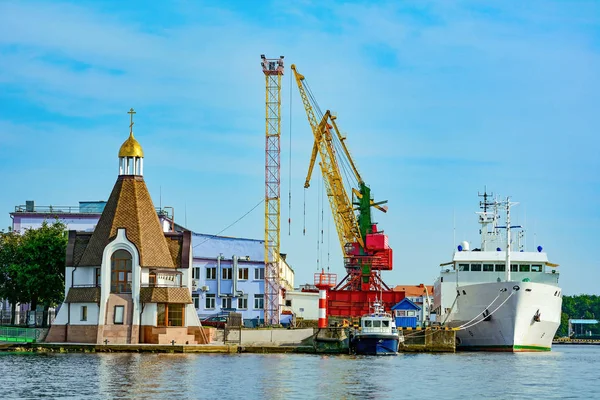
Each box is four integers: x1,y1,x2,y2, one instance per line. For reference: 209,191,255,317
505,197,512,282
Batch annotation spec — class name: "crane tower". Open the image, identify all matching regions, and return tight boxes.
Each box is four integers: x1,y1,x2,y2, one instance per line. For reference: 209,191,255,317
261,54,284,325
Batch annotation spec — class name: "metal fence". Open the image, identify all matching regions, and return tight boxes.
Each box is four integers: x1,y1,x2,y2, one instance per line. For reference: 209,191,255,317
0,310,56,327
0,326,41,343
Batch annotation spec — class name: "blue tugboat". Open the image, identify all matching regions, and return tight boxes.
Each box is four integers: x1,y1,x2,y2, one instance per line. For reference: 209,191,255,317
350,301,403,355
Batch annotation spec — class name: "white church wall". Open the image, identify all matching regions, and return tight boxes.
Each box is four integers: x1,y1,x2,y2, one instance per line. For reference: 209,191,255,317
70,303,99,325
141,303,157,326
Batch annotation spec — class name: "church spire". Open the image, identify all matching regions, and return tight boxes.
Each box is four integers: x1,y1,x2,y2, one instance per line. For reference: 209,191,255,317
118,108,144,176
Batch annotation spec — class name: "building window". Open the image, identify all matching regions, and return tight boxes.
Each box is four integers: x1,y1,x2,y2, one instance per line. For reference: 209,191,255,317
81,306,88,321
254,294,264,309
206,267,217,280
111,249,132,293
471,264,482,272
222,297,232,309
114,305,125,324
407,311,416,317
95,268,101,287
192,267,200,279
285,299,292,307
238,297,248,310
222,268,232,280
495,264,506,272
157,303,184,327
192,294,200,309
254,268,265,280
396,310,406,317
206,294,216,309
483,264,494,272
149,272,156,287
238,267,249,280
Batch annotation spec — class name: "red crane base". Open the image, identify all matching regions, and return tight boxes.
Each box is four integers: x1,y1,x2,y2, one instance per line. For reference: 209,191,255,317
327,289,405,318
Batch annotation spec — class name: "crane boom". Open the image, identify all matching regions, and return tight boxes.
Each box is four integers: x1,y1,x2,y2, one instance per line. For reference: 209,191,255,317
291,65,363,251
291,64,393,292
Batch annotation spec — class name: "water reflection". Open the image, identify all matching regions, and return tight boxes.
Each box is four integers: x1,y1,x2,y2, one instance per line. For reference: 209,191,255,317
0,346,598,400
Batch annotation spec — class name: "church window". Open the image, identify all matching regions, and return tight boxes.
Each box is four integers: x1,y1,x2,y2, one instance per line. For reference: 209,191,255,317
156,304,185,327
95,268,101,287
111,249,132,293
114,305,125,324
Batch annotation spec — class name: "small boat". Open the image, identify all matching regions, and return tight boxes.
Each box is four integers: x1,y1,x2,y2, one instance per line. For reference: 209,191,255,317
350,301,403,355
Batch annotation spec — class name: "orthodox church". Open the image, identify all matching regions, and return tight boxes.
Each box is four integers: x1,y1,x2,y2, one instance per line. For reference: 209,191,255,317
46,110,206,344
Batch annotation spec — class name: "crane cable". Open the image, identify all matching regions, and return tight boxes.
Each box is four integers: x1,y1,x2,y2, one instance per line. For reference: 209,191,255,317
288,70,293,236
193,198,264,248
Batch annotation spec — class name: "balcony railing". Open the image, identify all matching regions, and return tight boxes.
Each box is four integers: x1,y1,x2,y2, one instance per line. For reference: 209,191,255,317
14,205,172,219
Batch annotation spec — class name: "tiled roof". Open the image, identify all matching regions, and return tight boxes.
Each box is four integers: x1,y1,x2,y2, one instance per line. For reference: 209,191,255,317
65,287,101,303
66,232,93,267
165,231,191,269
393,284,434,297
78,175,175,269
139,287,193,304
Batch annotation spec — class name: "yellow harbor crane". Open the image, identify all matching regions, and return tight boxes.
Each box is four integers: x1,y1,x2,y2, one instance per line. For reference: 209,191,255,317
291,64,392,297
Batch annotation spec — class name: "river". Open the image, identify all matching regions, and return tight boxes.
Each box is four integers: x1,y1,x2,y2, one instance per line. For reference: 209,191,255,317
0,345,596,399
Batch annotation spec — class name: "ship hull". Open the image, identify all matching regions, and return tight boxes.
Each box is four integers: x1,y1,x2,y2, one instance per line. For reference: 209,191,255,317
351,334,399,355
447,281,562,352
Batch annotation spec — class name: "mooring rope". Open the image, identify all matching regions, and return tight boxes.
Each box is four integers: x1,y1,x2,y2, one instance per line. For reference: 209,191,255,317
456,290,503,329
455,289,516,331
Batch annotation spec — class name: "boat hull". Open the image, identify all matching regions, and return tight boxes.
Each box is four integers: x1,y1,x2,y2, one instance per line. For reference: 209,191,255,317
448,281,561,352
351,334,399,355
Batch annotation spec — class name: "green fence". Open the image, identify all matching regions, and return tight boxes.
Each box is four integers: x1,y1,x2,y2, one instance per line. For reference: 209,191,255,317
0,327,41,343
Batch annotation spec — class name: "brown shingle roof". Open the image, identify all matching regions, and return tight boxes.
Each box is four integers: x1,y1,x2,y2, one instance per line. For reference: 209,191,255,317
164,231,191,269
78,175,175,269
139,287,193,303
65,287,101,303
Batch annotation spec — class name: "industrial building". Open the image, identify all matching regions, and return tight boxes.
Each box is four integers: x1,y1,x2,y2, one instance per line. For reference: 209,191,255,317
191,233,294,327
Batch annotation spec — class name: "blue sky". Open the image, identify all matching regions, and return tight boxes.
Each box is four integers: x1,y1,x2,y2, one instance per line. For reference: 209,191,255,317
0,0,598,295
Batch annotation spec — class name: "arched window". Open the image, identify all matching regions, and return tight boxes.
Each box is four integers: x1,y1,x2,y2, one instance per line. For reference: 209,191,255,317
111,249,132,293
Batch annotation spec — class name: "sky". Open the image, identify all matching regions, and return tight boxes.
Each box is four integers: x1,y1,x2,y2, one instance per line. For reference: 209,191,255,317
0,0,598,295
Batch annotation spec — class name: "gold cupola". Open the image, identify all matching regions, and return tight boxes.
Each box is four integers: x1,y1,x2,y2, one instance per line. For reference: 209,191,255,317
119,108,144,176
119,133,144,158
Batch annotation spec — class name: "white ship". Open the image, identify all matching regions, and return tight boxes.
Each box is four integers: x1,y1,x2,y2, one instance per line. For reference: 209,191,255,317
433,192,562,352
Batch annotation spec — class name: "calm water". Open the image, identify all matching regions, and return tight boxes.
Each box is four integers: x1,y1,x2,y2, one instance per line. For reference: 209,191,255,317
0,345,597,399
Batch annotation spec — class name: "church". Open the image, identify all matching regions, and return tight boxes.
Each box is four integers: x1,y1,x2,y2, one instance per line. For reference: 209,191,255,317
46,110,206,344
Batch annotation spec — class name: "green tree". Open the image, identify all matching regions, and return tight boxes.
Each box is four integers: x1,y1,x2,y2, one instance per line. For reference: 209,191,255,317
17,221,68,323
0,231,25,325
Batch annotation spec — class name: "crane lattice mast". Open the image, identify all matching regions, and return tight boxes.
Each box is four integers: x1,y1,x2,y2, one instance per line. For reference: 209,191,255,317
262,54,284,326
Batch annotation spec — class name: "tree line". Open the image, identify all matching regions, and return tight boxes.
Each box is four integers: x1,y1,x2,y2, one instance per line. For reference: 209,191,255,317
557,295,600,337
0,221,67,325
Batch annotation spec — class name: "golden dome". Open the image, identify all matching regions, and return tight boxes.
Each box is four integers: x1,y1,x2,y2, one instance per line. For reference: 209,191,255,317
118,133,144,158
